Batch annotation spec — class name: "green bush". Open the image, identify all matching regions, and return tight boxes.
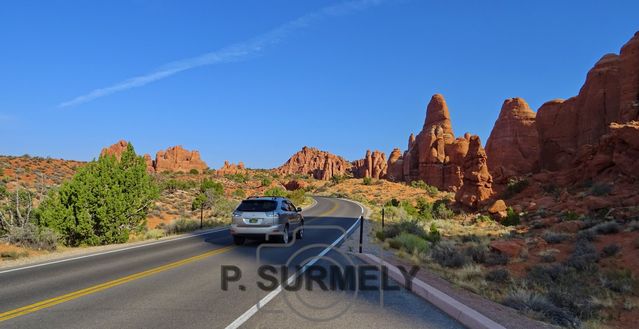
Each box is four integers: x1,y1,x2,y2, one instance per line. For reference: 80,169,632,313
287,189,306,206
189,168,199,175
433,200,453,219
410,180,439,196
502,207,520,226
161,179,197,192
330,175,345,185
163,218,200,234
37,143,159,246
224,173,247,183
264,187,287,197
387,238,403,250
260,177,272,187
362,177,372,185
232,189,246,199
144,229,165,240
431,241,468,268
395,232,429,254
200,178,224,195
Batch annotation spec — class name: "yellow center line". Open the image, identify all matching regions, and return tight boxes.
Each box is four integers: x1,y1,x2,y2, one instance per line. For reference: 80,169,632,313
310,199,340,219
0,245,235,322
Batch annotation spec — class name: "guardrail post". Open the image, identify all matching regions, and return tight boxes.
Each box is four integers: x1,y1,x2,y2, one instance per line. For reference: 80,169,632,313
381,207,385,229
359,215,364,253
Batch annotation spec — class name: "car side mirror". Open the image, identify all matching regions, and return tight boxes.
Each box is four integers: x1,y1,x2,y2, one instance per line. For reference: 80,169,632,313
296,207,302,212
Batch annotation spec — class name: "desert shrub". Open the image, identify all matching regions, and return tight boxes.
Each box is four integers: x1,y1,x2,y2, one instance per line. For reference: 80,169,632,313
144,229,165,240
161,179,197,192
6,223,58,251
224,173,247,183
260,177,272,187
200,178,224,195
410,180,439,196
395,232,429,254
387,238,403,250
433,200,454,219
600,269,636,293
576,228,597,241
461,234,481,243
415,198,434,221
232,189,246,199
264,187,287,197
591,221,620,235
286,189,306,206
381,224,401,239
542,231,570,244
502,177,529,199
189,169,199,175
330,175,345,185
362,177,372,185
559,210,580,221
484,252,509,266
600,243,621,258
465,244,488,263
539,250,558,263
431,241,468,268
503,290,578,327
566,239,599,271
486,268,510,282
375,230,386,241
475,215,493,223
37,144,159,246
397,220,428,239
1,250,29,260
385,198,400,207
163,218,200,235
590,183,612,196
501,207,520,226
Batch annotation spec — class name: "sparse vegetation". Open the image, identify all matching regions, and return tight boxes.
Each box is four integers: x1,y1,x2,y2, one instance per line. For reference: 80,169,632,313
542,231,570,244
502,177,529,199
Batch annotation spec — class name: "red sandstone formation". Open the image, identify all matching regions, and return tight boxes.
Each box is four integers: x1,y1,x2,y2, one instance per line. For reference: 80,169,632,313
455,135,494,209
352,150,387,179
284,180,309,191
485,98,539,181
386,148,404,182
217,161,246,175
154,146,208,173
100,140,130,160
537,32,639,172
278,146,351,180
401,94,471,191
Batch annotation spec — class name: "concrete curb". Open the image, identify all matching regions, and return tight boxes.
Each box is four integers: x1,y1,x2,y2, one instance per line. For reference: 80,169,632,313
355,252,507,329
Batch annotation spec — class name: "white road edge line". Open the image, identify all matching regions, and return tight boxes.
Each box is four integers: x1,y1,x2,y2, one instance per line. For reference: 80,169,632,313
224,200,364,329
0,227,229,275
0,198,320,275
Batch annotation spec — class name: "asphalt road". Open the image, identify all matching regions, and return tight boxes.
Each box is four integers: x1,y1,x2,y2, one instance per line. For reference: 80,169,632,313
0,197,463,329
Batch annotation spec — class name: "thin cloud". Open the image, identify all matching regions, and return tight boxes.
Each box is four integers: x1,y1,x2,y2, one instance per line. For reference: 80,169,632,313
59,0,386,108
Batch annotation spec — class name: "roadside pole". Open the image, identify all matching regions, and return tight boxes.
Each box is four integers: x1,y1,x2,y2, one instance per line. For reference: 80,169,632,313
381,207,385,229
359,215,364,253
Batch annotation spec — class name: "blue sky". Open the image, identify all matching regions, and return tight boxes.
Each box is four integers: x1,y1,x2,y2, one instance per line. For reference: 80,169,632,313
1,0,638,169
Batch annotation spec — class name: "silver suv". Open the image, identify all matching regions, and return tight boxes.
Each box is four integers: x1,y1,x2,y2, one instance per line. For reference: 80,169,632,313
230,196,304,245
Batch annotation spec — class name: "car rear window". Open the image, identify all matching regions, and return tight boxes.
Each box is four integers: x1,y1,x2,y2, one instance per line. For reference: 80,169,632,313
236,200,277,212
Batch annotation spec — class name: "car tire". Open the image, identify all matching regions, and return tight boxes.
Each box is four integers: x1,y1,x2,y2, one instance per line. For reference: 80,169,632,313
233,236,245,245
296,223,304,240
281,225,289,244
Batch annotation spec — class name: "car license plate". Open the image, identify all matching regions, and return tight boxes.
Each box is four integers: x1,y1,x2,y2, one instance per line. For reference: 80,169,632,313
249,218,258,224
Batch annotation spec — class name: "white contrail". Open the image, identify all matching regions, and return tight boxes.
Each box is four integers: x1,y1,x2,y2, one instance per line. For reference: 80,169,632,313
59,0,385,108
